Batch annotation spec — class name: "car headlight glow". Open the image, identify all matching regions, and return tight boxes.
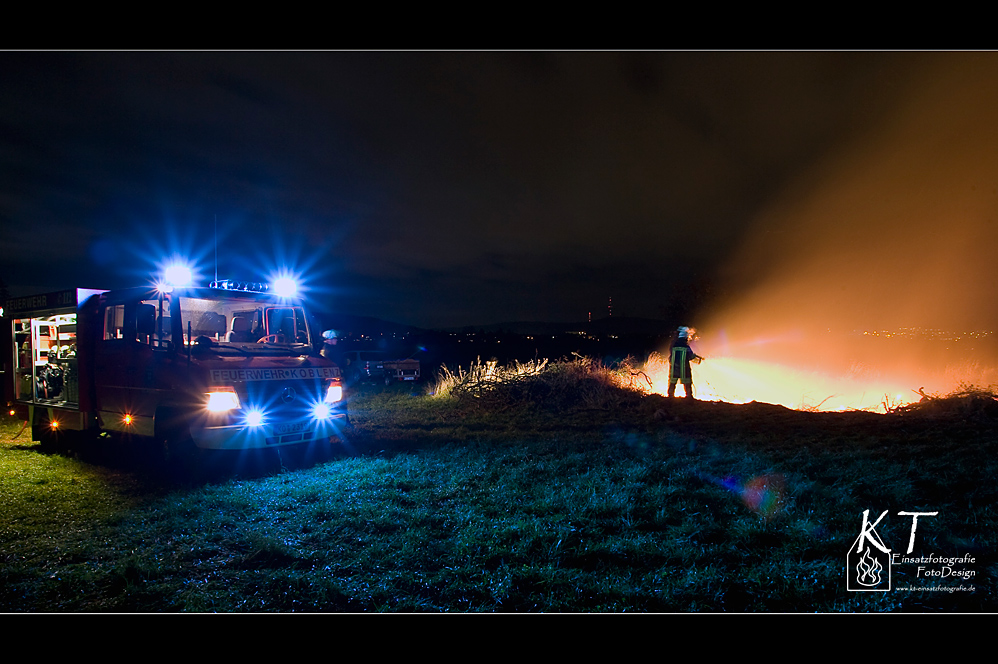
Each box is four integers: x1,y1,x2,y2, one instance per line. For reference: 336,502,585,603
324,384,343,403
245,410,265,427
312,402,332,420
206,389,241,412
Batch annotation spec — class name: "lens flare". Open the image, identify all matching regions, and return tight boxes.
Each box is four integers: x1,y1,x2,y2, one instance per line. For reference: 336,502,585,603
164,262,193,288
713,474,785,519
272,276,298,298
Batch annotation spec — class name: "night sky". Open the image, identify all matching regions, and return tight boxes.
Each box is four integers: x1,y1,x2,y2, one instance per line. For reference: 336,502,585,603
1,51,986,331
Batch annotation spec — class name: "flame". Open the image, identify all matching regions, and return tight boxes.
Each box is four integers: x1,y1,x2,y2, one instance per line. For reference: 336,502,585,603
856,548,883,586
645,350,919,412
643,329,997,412
645,351,917,412
673,55,998,413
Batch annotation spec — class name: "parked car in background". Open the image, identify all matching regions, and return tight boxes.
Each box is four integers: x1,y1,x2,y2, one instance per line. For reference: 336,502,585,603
340,350,386,384
383,356,420,383
339,350,420,385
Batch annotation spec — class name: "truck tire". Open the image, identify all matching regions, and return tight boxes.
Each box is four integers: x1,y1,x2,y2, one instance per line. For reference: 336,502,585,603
33,418,60,454
164,430,202,480
155,409,202,480
34,417,95,457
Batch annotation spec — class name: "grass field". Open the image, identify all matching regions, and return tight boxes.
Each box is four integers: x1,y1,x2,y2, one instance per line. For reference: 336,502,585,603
1,372,995,612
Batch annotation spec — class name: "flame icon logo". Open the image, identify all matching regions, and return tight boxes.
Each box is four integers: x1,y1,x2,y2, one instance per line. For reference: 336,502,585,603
855,548,884,586
846,509,895,592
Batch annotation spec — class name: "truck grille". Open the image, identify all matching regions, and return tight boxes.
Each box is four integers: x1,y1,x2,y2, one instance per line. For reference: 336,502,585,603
237,380,326,420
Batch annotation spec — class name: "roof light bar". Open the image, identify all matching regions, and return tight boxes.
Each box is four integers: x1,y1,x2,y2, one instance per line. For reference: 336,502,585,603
210,280,271,293
209,277,300,297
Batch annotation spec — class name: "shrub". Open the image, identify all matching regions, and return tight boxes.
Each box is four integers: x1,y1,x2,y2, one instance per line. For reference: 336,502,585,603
433,357,549,399
894,383,998,419
431,355,650,411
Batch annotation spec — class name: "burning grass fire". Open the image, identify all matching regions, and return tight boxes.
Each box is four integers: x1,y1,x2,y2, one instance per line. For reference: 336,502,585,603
652,55,998,414
643,328,998,413
644,352,914,412
432,334,998,415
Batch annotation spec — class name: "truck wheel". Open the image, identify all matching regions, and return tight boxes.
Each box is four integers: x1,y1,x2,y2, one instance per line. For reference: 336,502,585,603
163,432,203,481
154,407,194,471
34,419,60,454
164,432,193,459
156,411,201,480
33,411,75,454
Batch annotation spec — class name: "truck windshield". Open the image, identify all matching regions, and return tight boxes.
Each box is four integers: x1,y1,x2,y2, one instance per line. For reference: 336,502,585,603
178,295,310,353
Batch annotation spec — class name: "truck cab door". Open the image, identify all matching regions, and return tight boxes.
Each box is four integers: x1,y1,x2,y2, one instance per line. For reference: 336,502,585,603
94,299,172,435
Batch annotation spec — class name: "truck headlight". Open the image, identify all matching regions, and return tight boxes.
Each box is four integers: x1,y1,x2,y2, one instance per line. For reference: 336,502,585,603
324,382,342,403
245,410,265,427
206,389,240,412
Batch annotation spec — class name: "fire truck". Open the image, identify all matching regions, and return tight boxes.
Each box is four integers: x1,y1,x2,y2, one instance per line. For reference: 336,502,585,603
2,281,348,460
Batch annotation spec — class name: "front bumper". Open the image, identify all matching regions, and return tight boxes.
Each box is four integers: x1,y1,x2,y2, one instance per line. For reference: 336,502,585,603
191,412,349,450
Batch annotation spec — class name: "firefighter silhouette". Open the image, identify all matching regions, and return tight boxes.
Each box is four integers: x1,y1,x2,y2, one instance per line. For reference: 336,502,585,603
668,326,702,398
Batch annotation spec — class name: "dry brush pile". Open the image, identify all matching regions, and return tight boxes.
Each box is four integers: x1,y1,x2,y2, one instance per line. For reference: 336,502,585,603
432,355,653,412
890,383,998,420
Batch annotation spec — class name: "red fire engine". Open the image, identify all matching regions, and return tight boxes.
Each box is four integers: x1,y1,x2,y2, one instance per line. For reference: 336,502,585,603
2,280,348,459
